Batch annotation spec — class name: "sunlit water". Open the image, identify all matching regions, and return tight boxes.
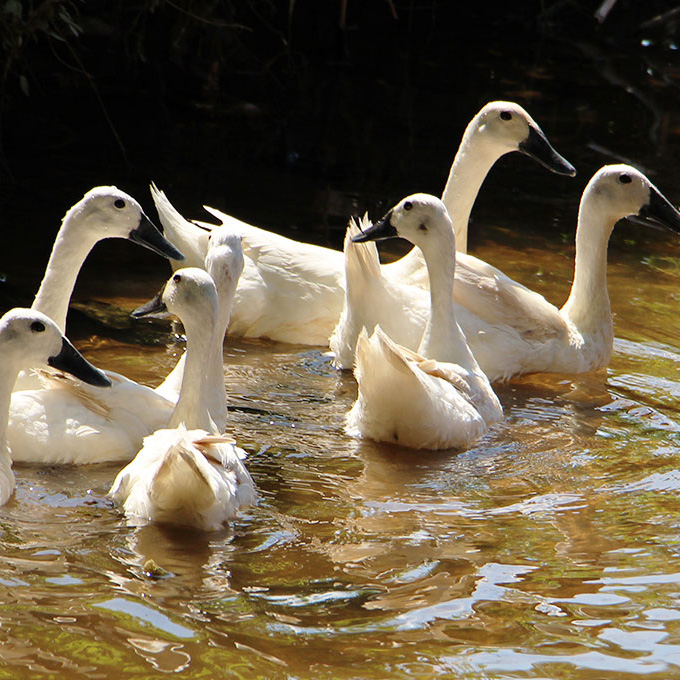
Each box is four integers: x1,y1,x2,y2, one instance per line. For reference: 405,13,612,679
0,213,678,679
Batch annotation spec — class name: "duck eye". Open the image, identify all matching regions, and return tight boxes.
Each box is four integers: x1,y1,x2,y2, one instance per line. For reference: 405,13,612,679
500,111,512,121
114,199,126,209
173,274,182,283
418,223,428,232
619,174,632,184
404,201,413,211
30,321,45,333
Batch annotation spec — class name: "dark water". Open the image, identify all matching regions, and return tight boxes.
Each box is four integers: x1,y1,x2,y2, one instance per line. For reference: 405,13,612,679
2,6,680,679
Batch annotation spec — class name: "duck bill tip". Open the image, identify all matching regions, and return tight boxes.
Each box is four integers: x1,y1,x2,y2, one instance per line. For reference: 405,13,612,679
519,125,576,177
129,214,186,261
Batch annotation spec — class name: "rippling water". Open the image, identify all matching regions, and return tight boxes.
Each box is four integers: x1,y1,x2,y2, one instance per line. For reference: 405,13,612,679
1,217,678,679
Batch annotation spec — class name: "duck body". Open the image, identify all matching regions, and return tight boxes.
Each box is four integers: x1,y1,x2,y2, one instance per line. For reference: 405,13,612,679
109,425,256,531
345,195,502,450
218,215,344,346
346,327,492,450
8,372,172,464
335,165,680,381
109,267,256,530
151,102,573,346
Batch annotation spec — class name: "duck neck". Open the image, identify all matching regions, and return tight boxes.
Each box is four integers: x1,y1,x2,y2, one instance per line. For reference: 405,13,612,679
206,278,238,417
169,309,218,432
417,232,476,369
0,363,20,457
32,211,98,333
561,191,615,335
441,123,500,255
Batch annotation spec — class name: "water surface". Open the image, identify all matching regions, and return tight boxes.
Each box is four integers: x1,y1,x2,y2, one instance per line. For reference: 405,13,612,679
1,213,679,679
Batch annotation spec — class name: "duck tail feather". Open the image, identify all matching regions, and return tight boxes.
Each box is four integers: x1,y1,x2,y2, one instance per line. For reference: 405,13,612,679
345,214,381,282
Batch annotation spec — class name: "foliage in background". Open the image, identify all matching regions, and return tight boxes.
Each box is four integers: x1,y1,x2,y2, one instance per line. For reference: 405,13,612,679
0,0,677,208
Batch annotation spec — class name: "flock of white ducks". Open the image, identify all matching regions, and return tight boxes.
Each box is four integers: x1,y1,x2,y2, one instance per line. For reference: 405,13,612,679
2,101,680,529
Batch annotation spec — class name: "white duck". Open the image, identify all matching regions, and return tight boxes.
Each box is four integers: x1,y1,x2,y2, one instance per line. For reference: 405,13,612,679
150,102,574,345
109,268,256,531
0,309,111,504
8,226,241,464
152,227,244,420
337,165,680,381
346,194,503,450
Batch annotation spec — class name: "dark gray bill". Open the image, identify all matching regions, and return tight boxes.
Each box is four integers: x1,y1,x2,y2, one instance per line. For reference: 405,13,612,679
129,213,185,261
637,185,680,233
48,338,111,387
519,125,576,177
351,211,399,243
131,288,167,318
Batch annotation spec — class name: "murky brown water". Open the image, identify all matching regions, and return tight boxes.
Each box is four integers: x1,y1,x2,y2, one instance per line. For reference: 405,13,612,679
1,214,678,679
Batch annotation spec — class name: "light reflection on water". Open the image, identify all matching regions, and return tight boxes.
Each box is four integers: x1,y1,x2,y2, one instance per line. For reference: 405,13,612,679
0,225,678,679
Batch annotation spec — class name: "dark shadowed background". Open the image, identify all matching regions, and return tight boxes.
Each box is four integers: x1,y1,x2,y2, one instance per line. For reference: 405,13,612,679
1,0,679,318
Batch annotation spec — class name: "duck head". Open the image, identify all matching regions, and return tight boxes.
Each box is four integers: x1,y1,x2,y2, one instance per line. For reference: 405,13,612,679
473,101,576,177
352,193,453,253
586,164,680,233
132,268,219,326
68,186,185,260
0,309,111,387
204,227,245,295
